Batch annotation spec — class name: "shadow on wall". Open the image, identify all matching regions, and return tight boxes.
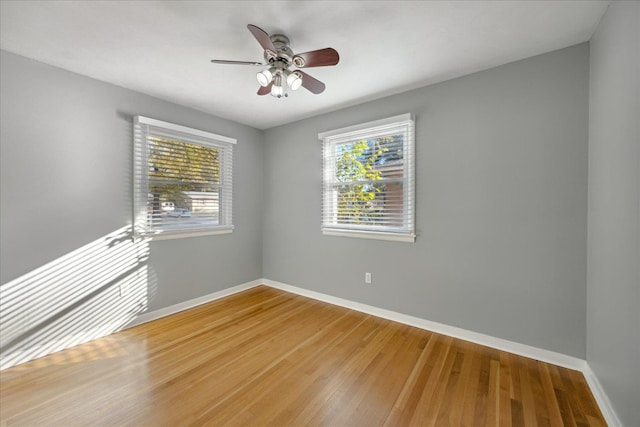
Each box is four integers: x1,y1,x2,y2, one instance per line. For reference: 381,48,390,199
0,226,155,370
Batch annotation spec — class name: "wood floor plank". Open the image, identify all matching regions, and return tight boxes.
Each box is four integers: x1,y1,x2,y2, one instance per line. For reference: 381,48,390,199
538,362,565,427
443,341,474,426
498,353,513,426
0,286,607,426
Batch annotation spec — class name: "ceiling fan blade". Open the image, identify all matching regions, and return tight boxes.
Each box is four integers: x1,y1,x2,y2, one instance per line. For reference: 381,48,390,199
211,59,264,66
247,24,277,55
297,70,326,94
257,82,273,96
293,48,339,68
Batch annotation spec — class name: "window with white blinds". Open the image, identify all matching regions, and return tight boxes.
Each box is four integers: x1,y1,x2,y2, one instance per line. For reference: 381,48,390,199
133,116,235,239
320,114,415,242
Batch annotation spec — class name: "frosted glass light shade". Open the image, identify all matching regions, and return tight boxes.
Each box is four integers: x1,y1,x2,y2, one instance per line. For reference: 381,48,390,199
271,84,284,97
256,69,273,87
287,72,302,90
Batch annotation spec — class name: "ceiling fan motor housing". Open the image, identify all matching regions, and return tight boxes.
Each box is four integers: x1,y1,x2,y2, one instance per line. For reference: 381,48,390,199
266,34,294,64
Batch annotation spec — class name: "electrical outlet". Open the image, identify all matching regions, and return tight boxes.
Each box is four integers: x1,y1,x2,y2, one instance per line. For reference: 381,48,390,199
365,272,372,284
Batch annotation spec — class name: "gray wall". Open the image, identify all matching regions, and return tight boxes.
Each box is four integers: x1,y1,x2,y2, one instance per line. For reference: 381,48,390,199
263,44,590,358
587,2,640,426
1,51,263,364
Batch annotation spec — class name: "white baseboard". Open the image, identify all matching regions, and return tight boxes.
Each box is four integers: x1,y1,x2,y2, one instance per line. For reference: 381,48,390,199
124,279,263,329
262,278,586,371
583,365,623,427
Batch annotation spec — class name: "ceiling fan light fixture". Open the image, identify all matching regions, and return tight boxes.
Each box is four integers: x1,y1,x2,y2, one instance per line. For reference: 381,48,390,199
287,71,302,91
256,68,273,87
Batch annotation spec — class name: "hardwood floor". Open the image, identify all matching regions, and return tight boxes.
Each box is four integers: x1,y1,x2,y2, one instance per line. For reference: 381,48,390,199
0,286,605,426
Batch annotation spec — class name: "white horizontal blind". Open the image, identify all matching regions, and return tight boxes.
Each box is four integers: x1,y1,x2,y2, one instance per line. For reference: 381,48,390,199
133,116,235,238
321,114,415,241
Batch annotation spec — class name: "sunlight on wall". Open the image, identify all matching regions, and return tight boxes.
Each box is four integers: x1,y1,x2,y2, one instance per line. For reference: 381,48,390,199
0,226,151,370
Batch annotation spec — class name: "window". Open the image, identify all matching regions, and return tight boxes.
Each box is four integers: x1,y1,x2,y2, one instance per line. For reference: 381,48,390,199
320,114,415,242
133,116,235,239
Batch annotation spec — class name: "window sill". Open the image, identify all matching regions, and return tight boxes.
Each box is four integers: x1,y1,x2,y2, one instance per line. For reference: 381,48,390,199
136,226,234,241
322,228,415,243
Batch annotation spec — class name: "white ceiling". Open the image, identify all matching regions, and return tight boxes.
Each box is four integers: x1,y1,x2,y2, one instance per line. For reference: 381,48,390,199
0,1,609,130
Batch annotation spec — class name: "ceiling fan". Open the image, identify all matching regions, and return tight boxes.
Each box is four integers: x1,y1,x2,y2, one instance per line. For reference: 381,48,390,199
211,24,340,98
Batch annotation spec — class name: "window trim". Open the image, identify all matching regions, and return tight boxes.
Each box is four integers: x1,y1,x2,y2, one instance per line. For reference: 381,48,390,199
135,116,237,145
319,113,416,243
133,116,236,240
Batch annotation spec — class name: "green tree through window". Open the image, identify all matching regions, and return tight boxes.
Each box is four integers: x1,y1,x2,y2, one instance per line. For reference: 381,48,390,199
335,137,390,224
